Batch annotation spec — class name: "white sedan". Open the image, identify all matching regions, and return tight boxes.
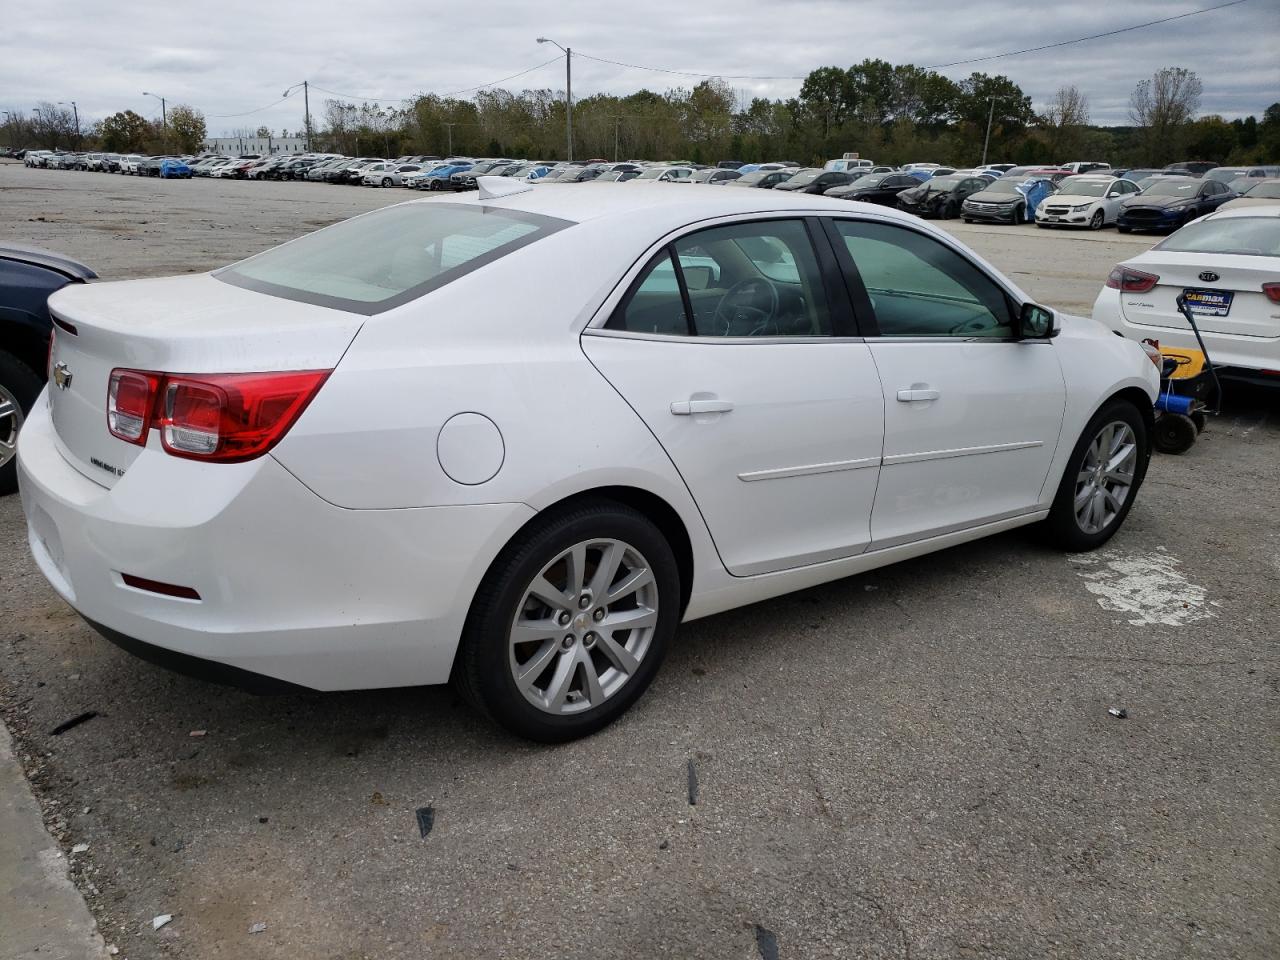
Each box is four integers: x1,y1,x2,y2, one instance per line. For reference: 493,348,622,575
1036,175,1141,229
1093,206,1280,375
19,180,1158,741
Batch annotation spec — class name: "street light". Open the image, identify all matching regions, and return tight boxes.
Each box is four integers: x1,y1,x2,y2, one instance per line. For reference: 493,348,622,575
536,37,572,162
142,91,167,149
57,101,79,148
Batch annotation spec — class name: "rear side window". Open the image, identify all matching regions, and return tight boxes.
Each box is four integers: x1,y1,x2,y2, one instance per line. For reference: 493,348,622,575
217,203,570,315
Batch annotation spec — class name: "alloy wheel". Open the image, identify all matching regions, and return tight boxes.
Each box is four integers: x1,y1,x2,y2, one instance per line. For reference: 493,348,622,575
1074,421,1138,534
508,538,658,716
0,383,23,471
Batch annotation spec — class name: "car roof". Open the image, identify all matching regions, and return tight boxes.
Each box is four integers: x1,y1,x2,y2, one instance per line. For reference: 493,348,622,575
422,179,936,228
1202,205,1280,220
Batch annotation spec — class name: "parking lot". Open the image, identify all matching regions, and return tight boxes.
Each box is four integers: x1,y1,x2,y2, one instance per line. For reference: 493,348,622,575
0,161,1277,959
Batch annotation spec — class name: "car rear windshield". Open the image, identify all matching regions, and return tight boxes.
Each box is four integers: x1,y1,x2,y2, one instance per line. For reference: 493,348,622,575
1157,218,1280,257
1243,181,1280,198
216,203,571,315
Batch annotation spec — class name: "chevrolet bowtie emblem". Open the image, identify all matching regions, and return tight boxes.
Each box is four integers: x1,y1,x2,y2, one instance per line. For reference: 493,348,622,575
53,362,73,390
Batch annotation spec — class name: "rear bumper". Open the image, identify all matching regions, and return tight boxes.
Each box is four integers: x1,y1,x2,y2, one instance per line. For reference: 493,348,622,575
17,394,535,690
1092,288,1280,373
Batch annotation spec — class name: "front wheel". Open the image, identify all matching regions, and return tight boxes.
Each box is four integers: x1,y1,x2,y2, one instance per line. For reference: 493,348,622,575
455,499,681,742
0,351,43,495
381,177,392,187
1042,400,1149,551
1089,210,1105,230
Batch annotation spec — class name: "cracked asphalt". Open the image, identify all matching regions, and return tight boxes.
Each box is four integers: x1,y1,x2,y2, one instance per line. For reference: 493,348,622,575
0,163,1277,959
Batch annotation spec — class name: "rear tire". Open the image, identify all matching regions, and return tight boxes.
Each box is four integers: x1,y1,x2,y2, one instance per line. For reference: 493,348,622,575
1042,400,1149,551
455,498,681,742
0,351,43,495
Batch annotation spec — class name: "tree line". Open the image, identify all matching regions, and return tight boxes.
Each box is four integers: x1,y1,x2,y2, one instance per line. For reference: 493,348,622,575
5,63,1277,167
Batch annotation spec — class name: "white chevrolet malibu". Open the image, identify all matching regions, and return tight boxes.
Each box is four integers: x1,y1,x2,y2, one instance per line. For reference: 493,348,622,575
19,179,1159,741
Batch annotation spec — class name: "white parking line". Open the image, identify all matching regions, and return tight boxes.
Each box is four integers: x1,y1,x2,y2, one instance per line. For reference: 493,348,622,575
1069,547,1216,626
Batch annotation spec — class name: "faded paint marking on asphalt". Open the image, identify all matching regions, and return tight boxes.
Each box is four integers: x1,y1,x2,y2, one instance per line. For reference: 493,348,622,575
1069,548,1215,627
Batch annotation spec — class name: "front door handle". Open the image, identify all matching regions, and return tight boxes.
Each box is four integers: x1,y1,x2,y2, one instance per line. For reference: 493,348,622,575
670,399,734,416
896,386,940,402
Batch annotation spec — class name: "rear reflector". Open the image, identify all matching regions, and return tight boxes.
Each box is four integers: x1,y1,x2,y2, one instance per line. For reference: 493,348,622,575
1263,283,1280,304
120,573,201,600
1105,266,1159,293
107,368,330,462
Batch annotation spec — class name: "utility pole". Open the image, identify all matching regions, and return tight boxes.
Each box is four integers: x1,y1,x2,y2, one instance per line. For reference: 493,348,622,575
58,101,79,148
981,97,995,167
613,116,621,162
443,122,456,156
537,38,573,162
303,80,312,151
143,92,167,150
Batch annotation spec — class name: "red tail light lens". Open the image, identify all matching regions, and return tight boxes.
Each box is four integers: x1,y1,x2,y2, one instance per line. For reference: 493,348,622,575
106,369,330,461
1263,283,1280,304
1105,266,1159,293
108,370,160,443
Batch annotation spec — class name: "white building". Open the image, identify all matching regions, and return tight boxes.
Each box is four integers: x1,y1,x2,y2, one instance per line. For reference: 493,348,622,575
204,136,308,157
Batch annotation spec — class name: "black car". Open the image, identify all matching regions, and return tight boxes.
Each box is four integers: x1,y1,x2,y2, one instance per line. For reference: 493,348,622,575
896,175,991,219
1116,177,1236,233
687,168,742,185
0,245,98,493
824,172,921,205
772,168,855,194
727,169,796,189
1161,161,1217,178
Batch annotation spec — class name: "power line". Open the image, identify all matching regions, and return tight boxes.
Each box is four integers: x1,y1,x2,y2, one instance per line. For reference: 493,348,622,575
922,0,1253,69
444,55,565,96
573,0,1252,81
209,93,295,118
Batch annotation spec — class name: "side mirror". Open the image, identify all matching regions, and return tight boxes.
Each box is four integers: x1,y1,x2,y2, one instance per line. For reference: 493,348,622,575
1017,302,1056,339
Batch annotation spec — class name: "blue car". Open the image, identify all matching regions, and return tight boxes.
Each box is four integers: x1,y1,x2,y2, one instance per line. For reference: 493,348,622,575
159,158,191,179
422,162,472,191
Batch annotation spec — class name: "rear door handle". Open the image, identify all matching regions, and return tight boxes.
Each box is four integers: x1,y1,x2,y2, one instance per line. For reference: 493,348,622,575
896,386,940,402
670,399,734,416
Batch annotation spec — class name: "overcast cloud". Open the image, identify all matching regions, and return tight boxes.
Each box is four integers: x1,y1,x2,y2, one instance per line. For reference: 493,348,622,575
4,0,1277,137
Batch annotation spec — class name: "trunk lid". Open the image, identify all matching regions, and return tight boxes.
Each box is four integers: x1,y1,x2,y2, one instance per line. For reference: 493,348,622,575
1119,254,1279,338
46,273,363,488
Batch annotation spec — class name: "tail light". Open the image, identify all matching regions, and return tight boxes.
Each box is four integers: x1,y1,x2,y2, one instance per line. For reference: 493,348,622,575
107,369,330,462
1105,266,1159,293
1263,283,1280,304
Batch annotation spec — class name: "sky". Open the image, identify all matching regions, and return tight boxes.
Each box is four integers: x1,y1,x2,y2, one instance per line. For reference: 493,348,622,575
4,0,1277,138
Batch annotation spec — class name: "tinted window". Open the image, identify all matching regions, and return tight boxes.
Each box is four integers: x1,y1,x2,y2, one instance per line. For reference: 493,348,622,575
609,220,833,338
833,220,1013,338
607,251,690,335
218,203,568,315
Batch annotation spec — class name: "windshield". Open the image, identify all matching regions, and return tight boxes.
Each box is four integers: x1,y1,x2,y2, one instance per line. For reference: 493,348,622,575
786,169,822,184
984,178,1025,196
218,204,570,315
849,174,887,188
689,170,717,182
927,176,962,190
1144,180,1198,197
1205,168,1249,183
1157,217,1280,257
1242,181,1280,198
1057,177,1110,197
636,168,671,179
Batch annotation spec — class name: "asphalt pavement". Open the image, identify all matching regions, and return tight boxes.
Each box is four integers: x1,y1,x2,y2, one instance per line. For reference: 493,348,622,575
0,162,1276,959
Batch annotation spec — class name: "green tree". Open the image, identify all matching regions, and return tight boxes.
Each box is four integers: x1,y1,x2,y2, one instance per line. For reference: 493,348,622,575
1186,115,1235,163
167,105,207,153
1129,67,1202,164
99,109,150,152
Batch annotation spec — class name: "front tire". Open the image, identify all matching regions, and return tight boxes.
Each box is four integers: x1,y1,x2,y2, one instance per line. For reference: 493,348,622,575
1042,400,1149,551
0,351,43,495
1089,210,1105,230
455,498,681,742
